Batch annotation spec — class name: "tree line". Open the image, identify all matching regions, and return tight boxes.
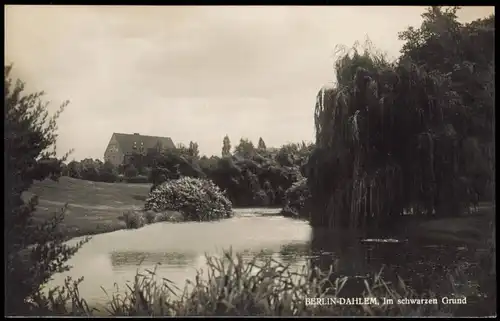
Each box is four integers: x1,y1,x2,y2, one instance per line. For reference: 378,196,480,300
60,138,314,207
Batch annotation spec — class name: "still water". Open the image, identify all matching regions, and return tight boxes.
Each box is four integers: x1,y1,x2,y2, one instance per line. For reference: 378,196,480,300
46,208,487,310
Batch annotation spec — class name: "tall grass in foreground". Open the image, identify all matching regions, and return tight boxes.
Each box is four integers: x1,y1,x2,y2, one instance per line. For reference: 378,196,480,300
29,249,483,317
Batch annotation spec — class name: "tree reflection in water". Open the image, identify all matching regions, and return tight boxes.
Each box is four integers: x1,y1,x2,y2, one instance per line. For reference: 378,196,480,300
110,251,198,268
308,227,487,300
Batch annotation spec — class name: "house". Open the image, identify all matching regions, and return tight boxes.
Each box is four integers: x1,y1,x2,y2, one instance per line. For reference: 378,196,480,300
104,132,175,166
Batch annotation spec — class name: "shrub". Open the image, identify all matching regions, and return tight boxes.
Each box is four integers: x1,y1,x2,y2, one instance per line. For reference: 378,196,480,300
67,161,82,179
282,178,311,220
154,211,184,223
99,161,119,183
122,211,145,229
120,210,184,229
143,210,157,224
99,172,119,183
124,164,139,178
125,175,149,184
141,167,152,179
253,189,271,207
144,177,233,221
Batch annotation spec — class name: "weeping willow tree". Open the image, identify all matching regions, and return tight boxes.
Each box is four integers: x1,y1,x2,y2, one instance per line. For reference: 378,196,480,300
307,41,487,230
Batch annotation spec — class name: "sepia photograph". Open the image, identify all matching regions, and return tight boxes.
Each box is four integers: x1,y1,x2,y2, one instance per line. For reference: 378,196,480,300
4,5,496,317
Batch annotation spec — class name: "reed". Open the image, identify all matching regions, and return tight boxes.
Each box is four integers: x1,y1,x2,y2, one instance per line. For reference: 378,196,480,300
30,249,485,317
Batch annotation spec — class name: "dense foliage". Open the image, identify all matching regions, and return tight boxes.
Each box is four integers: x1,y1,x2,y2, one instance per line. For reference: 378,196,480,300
144,177,233,221
63,159,144,183
398,7,494,202
4,65,86,315
281,177,311,220
201,143,311,207
307,7,494,229
61,137,315,208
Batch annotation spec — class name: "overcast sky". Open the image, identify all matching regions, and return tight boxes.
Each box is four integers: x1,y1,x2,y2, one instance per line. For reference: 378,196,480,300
5,5,494,160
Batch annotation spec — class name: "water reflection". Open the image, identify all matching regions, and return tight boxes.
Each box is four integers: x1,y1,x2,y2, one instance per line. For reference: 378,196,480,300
46,211,312,305
45,209,489,314
110,251,197,268
308,227,485,298
278,242,310,266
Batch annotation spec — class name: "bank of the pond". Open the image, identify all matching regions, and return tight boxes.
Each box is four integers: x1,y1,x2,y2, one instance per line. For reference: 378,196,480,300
44,209,308,302
281,202,495,247
397,203,495,246
39,207,496,317
33,206,128,240
42,205,284,241
37,248,495,317
33,209,282,242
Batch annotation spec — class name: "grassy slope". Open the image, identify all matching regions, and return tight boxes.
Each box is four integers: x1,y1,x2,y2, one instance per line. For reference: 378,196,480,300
25,177,151,239
26,176,494,246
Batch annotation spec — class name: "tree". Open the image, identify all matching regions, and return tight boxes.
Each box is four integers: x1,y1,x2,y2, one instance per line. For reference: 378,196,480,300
99,160,119,183
398,6,494,201
176,143,191,158
80,158,100,181
66,160,82,179
234,138,255,158
257,137,267,151
222,135,231,157
199,155,220,175
276,144,299,167
308,7,494,228
4,65,87,315
150,163,168,192
308,33,481,229
188,141,200,159
124,163,139,178
60,162,69,176
127,152,146,175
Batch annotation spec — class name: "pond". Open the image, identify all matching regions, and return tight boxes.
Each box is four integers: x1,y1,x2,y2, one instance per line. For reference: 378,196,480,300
46,208,493,315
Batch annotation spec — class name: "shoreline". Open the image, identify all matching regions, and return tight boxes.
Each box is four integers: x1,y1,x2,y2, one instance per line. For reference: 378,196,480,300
53,205,494,246
55,207,284,241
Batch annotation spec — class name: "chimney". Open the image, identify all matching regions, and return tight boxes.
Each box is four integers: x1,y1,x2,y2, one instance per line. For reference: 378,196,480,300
133,133,139,135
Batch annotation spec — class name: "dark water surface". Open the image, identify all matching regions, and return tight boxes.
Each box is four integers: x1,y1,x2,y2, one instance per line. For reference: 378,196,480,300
46,208,493,315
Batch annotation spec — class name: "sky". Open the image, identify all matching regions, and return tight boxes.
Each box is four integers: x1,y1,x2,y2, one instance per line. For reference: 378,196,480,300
5,5,494,161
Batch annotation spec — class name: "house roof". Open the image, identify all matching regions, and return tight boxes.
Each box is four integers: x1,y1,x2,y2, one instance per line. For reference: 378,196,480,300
113,133,175,154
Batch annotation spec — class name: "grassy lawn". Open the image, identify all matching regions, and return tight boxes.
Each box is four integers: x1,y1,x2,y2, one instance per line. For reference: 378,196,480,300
25,177,152,239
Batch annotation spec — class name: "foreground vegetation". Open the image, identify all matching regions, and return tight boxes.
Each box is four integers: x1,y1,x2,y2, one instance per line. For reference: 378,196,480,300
5,65,86,315
24,250,494,317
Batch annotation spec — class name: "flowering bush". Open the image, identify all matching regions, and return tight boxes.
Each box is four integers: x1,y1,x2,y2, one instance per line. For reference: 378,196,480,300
144,177,233,221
